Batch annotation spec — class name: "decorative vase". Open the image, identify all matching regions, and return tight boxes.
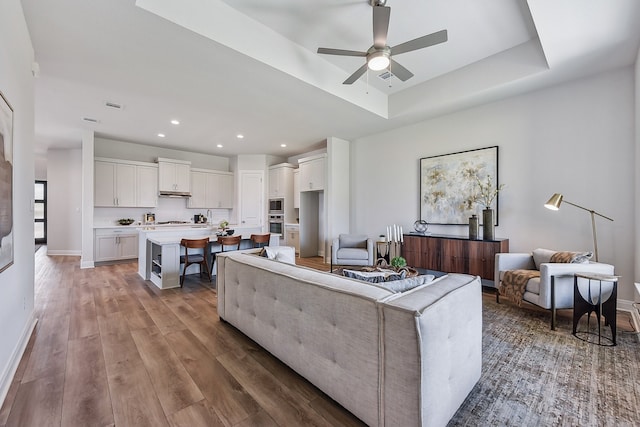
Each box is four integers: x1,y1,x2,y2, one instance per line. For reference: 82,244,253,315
468,214,479,240
482,208,495,240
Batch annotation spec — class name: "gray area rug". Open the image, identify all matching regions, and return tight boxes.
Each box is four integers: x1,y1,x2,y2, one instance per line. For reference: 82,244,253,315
449,295,640,426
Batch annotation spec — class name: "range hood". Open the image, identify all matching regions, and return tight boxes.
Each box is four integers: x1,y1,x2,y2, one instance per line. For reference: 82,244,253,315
158,191,191,198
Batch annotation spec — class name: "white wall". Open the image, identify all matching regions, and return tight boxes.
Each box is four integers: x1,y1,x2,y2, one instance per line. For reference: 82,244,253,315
635,47,640,302
95,137,230,170
352,67,636,301
34,153,46,180
47,148,82,255
0,0,36,405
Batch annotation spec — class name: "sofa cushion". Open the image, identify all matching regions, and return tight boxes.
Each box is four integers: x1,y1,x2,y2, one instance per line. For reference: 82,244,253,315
337,247,369,260
263,246,296,264
339,234,367,248
532,248,557,269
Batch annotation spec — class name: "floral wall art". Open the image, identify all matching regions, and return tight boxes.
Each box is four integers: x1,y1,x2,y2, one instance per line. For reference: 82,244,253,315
420,146,499,225
0,91,13,273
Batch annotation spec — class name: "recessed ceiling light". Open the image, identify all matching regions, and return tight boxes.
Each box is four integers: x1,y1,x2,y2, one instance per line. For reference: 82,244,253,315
170,119,180,125
217,144,223,148
158,133,165,138
236,134,244,139
280,144,287,148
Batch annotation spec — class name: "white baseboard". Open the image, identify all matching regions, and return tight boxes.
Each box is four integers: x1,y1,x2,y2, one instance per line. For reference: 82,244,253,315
46,250,81,256
0,314,37,408
80,260,95,269
618,298,640,333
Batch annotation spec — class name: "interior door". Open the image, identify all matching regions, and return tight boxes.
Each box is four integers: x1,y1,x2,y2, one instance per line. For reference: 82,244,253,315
239,171,263,227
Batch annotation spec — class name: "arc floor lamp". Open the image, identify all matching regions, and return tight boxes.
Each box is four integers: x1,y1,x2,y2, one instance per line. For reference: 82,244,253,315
544,193,614,262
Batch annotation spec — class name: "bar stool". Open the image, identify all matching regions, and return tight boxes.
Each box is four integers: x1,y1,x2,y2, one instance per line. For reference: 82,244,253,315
250,233,271,248
210,235,242,275
179,238,211,286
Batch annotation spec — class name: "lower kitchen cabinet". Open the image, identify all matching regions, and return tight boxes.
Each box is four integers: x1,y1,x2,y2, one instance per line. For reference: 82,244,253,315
95,229,138,262
284,224,300,255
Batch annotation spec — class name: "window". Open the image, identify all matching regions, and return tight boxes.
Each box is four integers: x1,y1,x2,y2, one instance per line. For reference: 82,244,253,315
34,181,46,244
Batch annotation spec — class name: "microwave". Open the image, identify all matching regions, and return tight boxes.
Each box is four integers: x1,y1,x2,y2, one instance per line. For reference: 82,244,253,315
269,198,284,214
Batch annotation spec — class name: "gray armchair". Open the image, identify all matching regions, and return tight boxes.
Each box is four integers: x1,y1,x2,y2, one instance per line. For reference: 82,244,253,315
331,234,374,272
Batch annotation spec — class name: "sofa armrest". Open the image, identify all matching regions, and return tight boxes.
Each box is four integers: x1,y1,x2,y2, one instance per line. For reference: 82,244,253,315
494,253,535,288
537,261,615,308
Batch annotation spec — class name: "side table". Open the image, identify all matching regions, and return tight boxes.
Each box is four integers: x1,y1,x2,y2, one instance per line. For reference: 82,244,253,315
572,272,619,346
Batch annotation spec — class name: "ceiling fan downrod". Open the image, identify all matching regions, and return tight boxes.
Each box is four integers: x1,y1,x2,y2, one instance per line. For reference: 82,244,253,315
370,0,387,6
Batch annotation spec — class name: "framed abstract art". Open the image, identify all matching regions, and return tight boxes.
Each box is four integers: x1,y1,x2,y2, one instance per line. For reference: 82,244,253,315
0,91,13,273
420,146,499,225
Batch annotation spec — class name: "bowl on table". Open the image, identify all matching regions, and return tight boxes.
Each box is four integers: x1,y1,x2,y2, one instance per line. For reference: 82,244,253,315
225,229,234,236
118,218,135,226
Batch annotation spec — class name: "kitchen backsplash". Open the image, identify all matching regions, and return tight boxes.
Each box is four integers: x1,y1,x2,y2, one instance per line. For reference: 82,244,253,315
94,197,231,226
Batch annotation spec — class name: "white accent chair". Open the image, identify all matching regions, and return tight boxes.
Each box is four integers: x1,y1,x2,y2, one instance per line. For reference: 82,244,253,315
494,248,614,328
331,234,374,272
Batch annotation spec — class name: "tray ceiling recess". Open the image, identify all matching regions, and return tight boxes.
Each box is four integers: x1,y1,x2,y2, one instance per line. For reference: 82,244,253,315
317,0,448,85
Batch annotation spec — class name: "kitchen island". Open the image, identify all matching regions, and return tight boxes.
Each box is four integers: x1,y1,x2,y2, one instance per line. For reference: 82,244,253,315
137,225,279,289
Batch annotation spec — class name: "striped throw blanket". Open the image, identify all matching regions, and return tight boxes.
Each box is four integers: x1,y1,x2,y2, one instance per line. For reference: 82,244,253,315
499,269,541,306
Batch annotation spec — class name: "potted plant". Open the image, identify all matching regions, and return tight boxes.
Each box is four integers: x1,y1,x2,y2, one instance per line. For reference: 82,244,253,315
472,175,504,240
391,256,407,269
219,219,229,230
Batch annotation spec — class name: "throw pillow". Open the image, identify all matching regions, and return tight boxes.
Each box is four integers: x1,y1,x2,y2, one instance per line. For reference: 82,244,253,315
264,246,296,265
550,251,593,264
342,269,405,283
379,274,435,293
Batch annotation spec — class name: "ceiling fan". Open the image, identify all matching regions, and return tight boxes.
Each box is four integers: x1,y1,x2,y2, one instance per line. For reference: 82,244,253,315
317,0,447,85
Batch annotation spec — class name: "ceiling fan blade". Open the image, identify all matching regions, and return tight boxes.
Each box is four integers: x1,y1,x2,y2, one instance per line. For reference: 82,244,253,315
389,59,414,82
317,47,367,57
391,29,448,56
343,63,368,85
372,6,390,48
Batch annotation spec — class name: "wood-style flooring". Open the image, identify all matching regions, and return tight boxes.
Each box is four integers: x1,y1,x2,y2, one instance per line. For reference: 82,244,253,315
1,251,635,427
0,250,363,427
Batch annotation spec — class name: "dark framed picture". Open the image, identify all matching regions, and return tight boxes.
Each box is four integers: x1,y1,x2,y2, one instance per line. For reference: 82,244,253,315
420,146,499,225
0,90,13,273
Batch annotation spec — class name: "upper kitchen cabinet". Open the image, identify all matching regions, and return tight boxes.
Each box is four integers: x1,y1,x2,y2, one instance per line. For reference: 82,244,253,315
136,165,158,207
95,159,135,207
188,169,234,209
268,163,294,199
95,158,158,207
298,154,326,192
158,158,191,194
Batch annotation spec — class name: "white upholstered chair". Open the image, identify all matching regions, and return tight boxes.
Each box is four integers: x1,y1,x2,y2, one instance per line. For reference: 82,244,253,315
331,234,374,272
494,248,614,328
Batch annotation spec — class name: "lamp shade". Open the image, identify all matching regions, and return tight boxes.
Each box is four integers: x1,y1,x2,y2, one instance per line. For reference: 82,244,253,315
544,193,563,210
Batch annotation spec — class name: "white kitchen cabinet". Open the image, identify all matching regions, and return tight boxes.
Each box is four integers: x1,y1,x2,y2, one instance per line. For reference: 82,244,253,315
188,169,234,209
136,165,158,207
298,155,325,192
268,163,294,198
213,172,234,208
158,158,191,193
95,229,138,262
293,169,300,209
94,160,136,207
284,224,300,255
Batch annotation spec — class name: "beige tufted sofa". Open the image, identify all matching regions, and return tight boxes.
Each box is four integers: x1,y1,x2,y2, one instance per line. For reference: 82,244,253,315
216,250,482,427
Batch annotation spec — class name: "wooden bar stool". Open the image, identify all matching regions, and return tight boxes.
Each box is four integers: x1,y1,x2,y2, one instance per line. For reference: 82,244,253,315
250,233,271,248
179,238,211,286
210,235,242,275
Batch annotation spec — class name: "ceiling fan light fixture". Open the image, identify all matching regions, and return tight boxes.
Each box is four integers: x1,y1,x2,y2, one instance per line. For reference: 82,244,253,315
368,50,390,71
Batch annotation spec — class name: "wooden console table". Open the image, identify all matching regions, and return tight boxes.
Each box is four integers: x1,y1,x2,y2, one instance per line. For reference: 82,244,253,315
403,233,509,281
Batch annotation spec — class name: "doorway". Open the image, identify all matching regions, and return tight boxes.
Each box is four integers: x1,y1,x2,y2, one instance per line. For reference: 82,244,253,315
34,180,47,244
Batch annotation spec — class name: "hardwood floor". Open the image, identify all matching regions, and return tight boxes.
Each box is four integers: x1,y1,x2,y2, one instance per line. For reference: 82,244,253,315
0,251,364,427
